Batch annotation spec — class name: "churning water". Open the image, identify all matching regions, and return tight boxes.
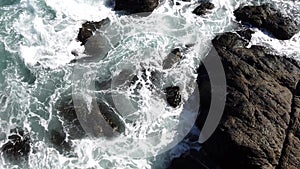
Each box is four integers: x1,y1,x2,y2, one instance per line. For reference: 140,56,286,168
0,0,299,168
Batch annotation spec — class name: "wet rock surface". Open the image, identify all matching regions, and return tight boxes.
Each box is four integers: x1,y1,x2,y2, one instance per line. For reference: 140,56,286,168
114,0,159,13
196,30,300,169
77,18,110,45
165,86,181,108
234,4,300,40
192,2,215,16
1,128,31,162
163,48,183,69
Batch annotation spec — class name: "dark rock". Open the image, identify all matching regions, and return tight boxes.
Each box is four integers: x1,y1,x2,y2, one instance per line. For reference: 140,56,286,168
163,48,183,69
234,4,300,40
196,30,300,169
114,0,159,13
50,130,72,152
77,18,110,45
237,29,255,41
168,149,219,169
1,128,30,162
165,86,181,108
277,81,300,169
192,2,215,16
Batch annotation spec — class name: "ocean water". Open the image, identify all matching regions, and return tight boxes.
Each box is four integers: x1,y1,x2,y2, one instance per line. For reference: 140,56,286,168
0,0,299,168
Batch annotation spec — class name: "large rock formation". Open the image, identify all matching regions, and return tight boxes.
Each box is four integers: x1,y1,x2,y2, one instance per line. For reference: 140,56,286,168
196,30,300,169
234,4,299,40
114,0,159,13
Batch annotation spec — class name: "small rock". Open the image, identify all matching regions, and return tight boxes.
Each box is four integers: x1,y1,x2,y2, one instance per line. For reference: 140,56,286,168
77,18,110,45
165,86,181,108
163,48,183,69
192,2,215,16
1,128,31,162
114,0,159,13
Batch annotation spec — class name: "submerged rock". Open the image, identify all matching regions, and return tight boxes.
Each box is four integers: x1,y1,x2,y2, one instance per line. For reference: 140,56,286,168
163,48,183,69
77,18,110,45
234,4,300,40
1,128,30,162
58,96,126,138
57,99,87,139
196,30,300,169
50,130,72,153
114,0,159,13
192,2,215,16
165,86,181,108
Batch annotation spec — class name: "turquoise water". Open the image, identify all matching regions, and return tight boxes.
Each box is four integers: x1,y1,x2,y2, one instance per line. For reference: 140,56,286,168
0,0,299,168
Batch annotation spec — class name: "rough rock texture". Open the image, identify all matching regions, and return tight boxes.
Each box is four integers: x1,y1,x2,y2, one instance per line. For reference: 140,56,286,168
234,4,299,40
277,82,300,169
1,128,31,161
192,2,215,16
114,0,159,13
165,86,181,108
196,31,300,169
77,18,110,45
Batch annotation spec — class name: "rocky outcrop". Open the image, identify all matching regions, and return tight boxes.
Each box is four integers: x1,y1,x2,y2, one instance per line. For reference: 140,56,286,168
114,0,159,13
77,18,110,45
196,30,300,169
165,86,181,108
1,128,31,162
192,2,215,16
234,4,299,40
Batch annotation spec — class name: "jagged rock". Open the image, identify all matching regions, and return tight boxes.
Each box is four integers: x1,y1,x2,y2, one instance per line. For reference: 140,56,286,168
77,18,110,45
196,30,300,169
192,2,215,16
114,0,159,13
165,86,181,108
237,29,255,41
1,128,30,161
234,4,300,40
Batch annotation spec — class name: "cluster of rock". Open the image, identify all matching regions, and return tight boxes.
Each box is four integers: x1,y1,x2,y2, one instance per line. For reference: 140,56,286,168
169,3,300,169
2,0,300,168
